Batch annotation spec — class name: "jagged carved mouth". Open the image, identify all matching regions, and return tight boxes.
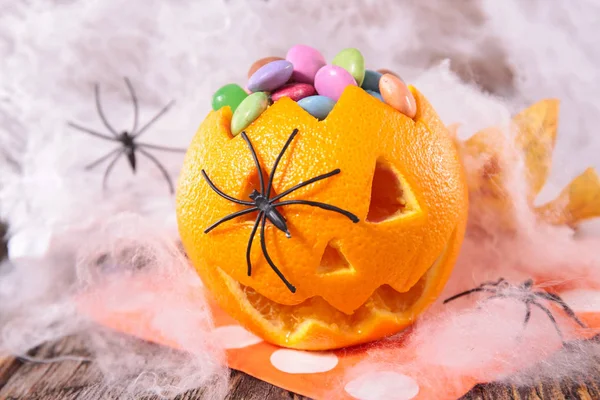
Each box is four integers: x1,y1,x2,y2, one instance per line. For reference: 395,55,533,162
217,231,454,337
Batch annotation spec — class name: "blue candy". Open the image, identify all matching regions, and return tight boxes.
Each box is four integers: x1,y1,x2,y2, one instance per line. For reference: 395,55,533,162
297,95,336,120
366,90,383,102
361,69,383,92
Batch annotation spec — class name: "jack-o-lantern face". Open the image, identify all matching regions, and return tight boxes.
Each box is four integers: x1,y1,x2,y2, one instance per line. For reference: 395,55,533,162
177,86,468,350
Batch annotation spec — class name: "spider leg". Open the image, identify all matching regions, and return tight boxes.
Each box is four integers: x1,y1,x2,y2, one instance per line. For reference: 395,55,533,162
138,143,187,153
530,300,565,344
514,300,533,344
138,148,175,194
270,169,341,202
478,278,506,288
102,149,124,190
204,207,259,234
443,287,496,304
67,122,117,142
475,292,507,310
94,84,119,137
272,200,359,223
124,77,139,134
85,147,123,170
521,279,534,289
260,213,296,293
201,170,254,206
246,212,263,276
524,301,532,328
535,291,587,328
134,100,176,138
240,132,265,195
266,128,299,198
480,293,505,303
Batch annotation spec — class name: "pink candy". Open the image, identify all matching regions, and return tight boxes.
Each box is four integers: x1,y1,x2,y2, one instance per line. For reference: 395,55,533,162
286,45,326,84
271,83,316,102
314,65,357,101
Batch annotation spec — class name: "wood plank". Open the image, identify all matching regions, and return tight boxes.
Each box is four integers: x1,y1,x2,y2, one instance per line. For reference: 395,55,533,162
3,334,600,399
0,356,22,388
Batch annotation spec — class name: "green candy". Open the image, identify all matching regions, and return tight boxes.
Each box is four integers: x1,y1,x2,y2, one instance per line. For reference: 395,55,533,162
230,92,269,136
332,48,366,86
212,83,248,112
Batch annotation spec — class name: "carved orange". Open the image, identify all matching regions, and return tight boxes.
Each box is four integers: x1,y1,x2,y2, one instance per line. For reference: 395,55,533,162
176,85,468,350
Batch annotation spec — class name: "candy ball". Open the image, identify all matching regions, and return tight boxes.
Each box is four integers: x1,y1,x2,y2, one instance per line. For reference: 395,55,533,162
271,83,316,102
314,65,357,101
212,83,248,112
247,56,284,78
230,92,270,136
379,74,417,118
297,95,336,120
332,48,366,86
361,70,383,93
248,60,293,93
286,45,326,84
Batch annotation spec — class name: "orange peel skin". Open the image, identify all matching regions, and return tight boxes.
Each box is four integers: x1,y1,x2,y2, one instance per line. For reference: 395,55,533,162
177,86,468,350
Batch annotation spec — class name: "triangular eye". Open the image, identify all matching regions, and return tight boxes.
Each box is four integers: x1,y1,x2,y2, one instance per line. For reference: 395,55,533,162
366,159,411,223
317,241,354,275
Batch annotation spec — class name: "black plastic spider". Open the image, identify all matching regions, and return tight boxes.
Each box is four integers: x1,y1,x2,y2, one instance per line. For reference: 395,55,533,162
67,77,185,194
202,128,360,293
444,277,586,345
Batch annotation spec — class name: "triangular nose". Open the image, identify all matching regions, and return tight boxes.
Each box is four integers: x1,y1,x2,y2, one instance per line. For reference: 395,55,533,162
317,241,353,274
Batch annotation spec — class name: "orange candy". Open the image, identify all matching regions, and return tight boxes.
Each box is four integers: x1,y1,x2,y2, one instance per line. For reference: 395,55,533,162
379,73,417,118
377,68,403,80
176,86,468,350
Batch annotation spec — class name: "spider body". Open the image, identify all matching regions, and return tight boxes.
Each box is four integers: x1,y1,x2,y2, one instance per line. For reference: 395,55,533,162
444,277,586,345
68,77,185,193
249,189,290,237
116,132,138,171
202,128,359,293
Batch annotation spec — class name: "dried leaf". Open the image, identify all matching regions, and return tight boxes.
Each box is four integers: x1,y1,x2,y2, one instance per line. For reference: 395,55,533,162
536,168,600,226
512,99,560,199
455,98,600,231
460,127,513,208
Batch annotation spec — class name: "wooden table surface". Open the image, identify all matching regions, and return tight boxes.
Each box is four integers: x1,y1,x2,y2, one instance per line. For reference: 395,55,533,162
1,334,600,399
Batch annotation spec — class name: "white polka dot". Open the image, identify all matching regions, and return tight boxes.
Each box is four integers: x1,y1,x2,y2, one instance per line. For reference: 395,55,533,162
213,325,263,349
559,289,600,312
344,371,419,400
270,349,338,374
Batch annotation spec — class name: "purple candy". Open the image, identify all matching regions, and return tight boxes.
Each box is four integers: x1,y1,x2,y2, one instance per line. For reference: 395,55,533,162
247,60,293,92
314,65,357,101
271,83,316,102
286,44,326,84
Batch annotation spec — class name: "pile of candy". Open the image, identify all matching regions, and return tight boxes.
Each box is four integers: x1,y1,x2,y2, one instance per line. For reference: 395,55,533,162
211,45,417,136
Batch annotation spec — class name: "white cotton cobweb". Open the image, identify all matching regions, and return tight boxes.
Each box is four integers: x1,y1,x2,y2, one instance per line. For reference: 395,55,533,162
0,214,229,399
